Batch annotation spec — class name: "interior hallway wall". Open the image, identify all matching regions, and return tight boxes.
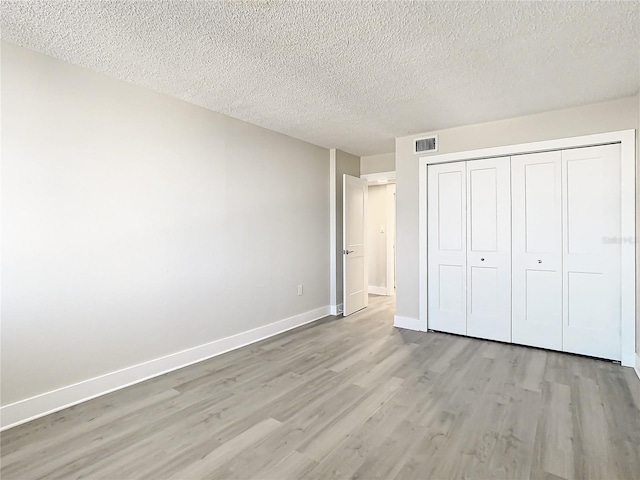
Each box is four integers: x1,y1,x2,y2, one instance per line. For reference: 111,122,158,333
361,152,395,175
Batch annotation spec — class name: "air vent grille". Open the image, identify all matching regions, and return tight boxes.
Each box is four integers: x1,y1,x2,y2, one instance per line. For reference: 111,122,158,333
414,135,438,154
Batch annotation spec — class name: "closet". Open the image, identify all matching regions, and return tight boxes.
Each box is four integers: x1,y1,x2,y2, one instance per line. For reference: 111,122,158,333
427,143,623,361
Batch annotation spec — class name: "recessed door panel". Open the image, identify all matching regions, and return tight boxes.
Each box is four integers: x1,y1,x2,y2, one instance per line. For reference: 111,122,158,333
562,144,621,360
470,168,498,252
347,256,366,295
512,151,563,351
438,172,464,251
466,157,511,342
428,162,466,335
469,266,497,317
439,265,464,313
567,272,604,330
346,183,365,246
566,158,604,255
525,162,558,254
524,270,562,327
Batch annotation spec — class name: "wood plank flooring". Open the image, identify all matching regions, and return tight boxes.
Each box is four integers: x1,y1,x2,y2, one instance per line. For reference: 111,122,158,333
2,295,639,479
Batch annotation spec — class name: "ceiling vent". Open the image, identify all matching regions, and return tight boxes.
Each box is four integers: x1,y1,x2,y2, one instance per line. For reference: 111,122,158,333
414,135,438,154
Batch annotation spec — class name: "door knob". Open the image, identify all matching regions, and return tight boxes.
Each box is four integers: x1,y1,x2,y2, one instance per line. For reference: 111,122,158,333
480,258,485,262
344,250,354,255
538,259,542,264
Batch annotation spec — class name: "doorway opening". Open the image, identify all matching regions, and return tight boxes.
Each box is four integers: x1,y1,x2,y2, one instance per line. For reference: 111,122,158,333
362,172,396,297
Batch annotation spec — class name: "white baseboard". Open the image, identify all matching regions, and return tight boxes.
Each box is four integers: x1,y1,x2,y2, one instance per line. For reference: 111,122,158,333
330,303,343,316
393,315,425,332
635,353,640,382
368,286,387,296
0,305,330,431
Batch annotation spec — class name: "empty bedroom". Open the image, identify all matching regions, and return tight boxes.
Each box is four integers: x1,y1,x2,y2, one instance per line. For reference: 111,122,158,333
1,1,639,479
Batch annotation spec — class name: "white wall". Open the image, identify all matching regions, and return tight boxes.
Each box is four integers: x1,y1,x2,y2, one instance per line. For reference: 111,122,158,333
1,42,330,410
395,96,639,327
361,152,395,175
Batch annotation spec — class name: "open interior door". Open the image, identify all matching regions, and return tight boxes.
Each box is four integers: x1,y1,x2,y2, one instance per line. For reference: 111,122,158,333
343,174,368,316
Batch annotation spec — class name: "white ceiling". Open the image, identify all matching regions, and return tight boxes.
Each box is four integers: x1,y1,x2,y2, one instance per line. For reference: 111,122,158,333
1,1,638,156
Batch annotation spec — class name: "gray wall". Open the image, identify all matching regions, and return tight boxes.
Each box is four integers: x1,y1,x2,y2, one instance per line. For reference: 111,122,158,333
1,42,330,405
332,150,360,309
361,152,395,175
395,96,639,349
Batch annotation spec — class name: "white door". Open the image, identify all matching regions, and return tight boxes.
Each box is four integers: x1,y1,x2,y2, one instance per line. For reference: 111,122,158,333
466,157,512,342
343,174,368,316
511,151,563,350
427,162,467,335
562,144,621,361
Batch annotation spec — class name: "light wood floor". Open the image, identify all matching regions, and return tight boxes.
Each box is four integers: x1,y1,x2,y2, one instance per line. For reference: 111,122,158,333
2,295,640,480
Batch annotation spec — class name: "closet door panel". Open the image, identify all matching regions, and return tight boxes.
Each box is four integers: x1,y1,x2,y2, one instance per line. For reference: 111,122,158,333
427,162,467,335
469,167,498,252
512,152,563,350
562,144,621,361
470,266,498,317
466,157,511,342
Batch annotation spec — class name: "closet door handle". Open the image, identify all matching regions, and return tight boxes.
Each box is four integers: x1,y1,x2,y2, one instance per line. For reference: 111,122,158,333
480,258,485,262
538,259,542,264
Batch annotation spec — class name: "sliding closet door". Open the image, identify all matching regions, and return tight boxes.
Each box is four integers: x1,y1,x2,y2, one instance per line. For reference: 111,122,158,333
466,157,511,342
427,162,466,335
511,151,563,350
562,144,622,361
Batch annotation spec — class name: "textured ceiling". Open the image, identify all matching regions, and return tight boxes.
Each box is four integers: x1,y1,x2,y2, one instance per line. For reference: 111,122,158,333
1,1,639,156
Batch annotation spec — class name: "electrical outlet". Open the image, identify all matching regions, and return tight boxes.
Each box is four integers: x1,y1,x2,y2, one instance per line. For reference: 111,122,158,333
297,284,303,296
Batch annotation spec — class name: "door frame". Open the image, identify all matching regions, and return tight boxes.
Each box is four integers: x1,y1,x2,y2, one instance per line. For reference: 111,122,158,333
418,129,636,367
386,183,396,296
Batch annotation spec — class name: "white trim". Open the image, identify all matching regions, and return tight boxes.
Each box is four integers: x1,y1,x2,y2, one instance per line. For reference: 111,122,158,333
368,286,387,296
419,129,636,366
1,305,330,431
619,131,637,367
386,183,396,296
420,131,630,165
330,303,344,316
361,171,396,185
419,158,428,333
635,353,640,381
393,315,425,331
329,149,337,308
